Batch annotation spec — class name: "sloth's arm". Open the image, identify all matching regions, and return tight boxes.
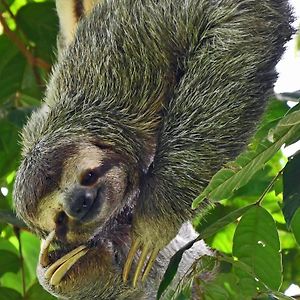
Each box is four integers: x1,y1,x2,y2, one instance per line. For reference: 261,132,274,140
124,0,293,285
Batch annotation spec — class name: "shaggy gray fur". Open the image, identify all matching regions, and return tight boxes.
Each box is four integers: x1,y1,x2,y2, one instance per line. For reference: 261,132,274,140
17,0,293,224
14,0,293,298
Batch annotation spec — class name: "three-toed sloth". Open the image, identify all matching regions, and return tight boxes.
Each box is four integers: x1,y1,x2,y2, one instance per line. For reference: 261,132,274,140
13,0,293,299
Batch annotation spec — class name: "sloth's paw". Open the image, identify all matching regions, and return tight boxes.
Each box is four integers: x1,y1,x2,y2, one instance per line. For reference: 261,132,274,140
122,217,178,287
122,236,160,287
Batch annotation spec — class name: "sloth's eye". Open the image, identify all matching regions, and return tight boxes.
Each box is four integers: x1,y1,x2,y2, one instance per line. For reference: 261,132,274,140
80,169,98,186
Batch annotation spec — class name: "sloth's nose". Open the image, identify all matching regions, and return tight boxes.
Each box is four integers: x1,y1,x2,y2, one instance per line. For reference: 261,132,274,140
64,187,96,221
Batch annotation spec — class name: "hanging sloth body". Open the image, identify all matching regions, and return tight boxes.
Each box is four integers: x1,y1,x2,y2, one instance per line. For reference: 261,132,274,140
13,0,293,299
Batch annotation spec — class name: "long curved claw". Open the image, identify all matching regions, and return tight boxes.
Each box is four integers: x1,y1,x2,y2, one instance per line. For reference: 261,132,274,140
123,238,160,287
39,231,89,286
45,245,87,280
45,245,88,286
122,238,141,283
50,247,88,286
141,248,159,283
39,230,55,267
132,243,150,287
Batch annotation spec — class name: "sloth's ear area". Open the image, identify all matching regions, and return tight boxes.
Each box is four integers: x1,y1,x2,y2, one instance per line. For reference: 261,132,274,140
56,0,97,50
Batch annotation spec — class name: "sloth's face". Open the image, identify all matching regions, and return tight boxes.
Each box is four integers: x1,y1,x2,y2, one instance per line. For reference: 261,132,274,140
14,141,141,299
35,143,134,244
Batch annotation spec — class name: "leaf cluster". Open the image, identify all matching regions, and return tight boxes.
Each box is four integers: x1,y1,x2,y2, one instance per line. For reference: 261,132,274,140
0,0,56,299
159,96,300,299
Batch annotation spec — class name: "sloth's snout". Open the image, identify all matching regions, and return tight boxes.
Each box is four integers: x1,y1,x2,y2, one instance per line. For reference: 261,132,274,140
64,187,98,221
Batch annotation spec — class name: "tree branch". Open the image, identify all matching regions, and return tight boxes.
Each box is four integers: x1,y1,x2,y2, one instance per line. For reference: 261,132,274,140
0,0,16,21
0,12,51,71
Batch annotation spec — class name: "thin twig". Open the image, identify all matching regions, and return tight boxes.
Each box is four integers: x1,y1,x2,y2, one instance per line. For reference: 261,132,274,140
0,13,50,71
0,0,16,21
255,170,283,206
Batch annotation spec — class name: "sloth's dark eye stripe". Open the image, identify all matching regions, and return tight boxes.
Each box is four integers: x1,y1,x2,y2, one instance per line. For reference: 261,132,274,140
80,158,122,186
74,0,84,21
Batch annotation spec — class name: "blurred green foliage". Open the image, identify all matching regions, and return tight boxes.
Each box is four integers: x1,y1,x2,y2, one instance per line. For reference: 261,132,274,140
0,0,56,298
0,1,299,299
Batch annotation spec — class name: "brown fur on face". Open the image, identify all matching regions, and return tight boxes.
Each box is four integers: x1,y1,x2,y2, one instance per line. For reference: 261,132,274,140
14,141,139,245
14,142,77,228
14,137,146,299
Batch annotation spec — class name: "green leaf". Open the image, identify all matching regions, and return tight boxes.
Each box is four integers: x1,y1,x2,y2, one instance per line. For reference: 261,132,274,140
0,250,20,276
193,110,300,208
0,210,27,228
202,273,238,300
156,239,196,300
290,208,300,247
0,35,41,105
174,289,191,300
271,110,300,147
210,224,235,254
268,291,295,300
210,254,267,299
0,272,23,295
0,0,14,12
199,204,254,240
0,36,26,104
276,109,300,127
283,153,300,226
232,268,260,299
0,287,22,300
21,231,41,286
0,238,18,255
0,120,21,178
19,94,41,107
7,107,32,128
16,2,58,63
262,100,290,125
232,206,282,290
25,281,56,300
0,35,19,71
255,99,290,140
157,205,253,299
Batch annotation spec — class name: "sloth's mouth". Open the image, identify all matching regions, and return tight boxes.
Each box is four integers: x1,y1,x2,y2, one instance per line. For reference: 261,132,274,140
39,206,133,287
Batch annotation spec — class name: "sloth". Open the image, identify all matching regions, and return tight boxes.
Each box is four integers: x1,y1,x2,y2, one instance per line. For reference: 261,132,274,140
37,221,214,299
13,0,293,299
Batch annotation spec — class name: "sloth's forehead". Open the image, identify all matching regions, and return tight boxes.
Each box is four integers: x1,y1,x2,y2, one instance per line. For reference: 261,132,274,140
14,140,125,224
62,144,106,181
17,141,102,199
